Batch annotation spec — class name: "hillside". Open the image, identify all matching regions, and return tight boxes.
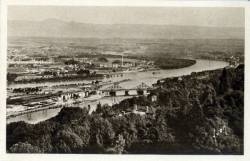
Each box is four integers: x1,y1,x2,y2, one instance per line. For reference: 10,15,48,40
7,65,244,154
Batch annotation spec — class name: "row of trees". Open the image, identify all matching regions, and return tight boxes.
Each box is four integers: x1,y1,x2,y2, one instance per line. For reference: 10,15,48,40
13,87,42,94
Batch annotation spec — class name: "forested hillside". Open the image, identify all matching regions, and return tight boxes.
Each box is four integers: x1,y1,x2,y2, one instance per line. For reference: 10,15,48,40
7,65,244,154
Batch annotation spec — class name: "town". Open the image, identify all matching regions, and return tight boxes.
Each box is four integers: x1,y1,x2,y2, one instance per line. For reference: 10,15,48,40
7,43,160,121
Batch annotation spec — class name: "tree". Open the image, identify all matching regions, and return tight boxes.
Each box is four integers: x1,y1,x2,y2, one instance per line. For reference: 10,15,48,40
7,73,18,82
55,107,88,124
112,60,122,64
114,134,126,154
64,59,79,65
9,142,41,153
71,122,91,149
90,117,115,148
53,127,84,153
77,69,90,76
219,68,232,94
98,57,108,62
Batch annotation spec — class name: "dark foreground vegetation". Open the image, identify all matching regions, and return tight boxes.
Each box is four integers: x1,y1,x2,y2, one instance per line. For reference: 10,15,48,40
155,58,196,69
7,65,244,154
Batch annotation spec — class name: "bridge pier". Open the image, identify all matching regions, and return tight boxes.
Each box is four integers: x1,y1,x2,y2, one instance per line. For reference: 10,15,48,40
137,89,150,95
109,91,116,96
125,90,129,96
85,91,89,97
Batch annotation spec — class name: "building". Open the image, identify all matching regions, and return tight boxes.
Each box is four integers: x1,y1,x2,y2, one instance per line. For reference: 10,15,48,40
112,62,121,68
150,94,158,102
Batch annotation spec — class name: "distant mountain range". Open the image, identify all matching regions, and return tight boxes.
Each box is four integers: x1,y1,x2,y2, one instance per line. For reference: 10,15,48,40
8,19,244,39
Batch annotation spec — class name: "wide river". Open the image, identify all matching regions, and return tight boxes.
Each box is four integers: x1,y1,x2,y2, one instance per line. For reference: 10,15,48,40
7,59,229,124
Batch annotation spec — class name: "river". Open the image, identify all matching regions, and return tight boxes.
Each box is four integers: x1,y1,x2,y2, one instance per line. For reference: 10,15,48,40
7,59,229,124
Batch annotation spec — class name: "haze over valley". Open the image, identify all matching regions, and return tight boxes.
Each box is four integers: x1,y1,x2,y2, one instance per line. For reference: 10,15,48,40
8,19,244,39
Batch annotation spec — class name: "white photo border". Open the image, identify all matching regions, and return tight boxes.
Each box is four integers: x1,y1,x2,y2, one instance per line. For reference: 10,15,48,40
1,0,250,161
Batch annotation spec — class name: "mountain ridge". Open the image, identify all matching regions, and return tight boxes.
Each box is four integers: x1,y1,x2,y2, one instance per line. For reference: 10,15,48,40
8,19,244,39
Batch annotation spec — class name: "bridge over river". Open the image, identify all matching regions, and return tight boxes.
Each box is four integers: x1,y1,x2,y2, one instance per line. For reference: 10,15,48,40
99,82,153,97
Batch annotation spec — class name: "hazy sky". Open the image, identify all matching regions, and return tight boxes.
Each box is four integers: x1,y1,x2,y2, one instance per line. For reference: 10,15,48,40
8,6,244,27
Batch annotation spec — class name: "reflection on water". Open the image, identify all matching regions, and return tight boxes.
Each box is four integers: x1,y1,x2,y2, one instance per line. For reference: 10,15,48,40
79,96,133,113
7,108,62,124
7,96,133,124
104,59,229,89
7,59,229,124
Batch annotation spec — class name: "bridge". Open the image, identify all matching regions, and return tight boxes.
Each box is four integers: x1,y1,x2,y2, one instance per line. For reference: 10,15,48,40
100,82,153,97
58,82,154,103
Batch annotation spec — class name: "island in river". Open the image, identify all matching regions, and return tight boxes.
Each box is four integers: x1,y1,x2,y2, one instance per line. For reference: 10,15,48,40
155,58,196,69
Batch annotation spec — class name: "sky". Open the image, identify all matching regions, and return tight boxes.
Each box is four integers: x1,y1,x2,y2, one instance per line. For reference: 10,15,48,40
8,6,244,27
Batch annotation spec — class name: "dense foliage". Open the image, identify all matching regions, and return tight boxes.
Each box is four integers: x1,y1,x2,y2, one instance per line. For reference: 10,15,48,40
64,59,79,65
97,57,109,62
7,73,18,82
155,58,196,69
7,65,244,154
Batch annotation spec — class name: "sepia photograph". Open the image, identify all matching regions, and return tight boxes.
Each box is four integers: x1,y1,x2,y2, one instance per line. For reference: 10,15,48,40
5,5,245,155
